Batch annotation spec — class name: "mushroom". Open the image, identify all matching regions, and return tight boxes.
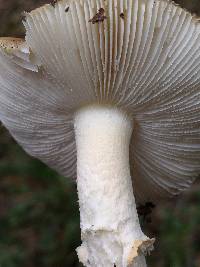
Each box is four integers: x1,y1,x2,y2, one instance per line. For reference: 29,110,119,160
0,0,200,266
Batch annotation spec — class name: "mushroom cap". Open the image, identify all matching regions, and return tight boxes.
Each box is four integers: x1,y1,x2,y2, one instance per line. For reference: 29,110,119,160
0,0,200,203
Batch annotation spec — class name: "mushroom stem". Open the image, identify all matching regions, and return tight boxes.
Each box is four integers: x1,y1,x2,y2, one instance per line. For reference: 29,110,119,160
74,106,154,267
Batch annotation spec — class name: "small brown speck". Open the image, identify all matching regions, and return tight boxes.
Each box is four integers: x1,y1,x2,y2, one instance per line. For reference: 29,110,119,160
65,6,69,12
89,8,107,24
50,0,57,7
120,12,125,19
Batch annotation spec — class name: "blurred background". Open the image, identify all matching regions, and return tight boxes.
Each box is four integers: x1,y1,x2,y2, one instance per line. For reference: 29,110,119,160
0,0,200,266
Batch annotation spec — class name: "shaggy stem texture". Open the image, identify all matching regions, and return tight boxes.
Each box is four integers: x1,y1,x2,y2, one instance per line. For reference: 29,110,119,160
74,106,154,267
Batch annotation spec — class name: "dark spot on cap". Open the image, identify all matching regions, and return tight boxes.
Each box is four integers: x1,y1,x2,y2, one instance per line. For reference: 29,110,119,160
50,0,57,7
65,6,69,12
89,8,107,24
120,12,125,19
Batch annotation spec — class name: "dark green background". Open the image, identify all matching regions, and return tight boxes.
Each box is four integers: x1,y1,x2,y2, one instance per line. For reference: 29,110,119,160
0,1,200,266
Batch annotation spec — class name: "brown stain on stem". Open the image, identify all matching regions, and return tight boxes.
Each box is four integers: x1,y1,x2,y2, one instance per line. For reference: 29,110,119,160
127,238,155,266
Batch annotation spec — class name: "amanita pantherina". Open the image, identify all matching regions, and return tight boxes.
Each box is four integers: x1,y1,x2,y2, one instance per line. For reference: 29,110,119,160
0,0,200,266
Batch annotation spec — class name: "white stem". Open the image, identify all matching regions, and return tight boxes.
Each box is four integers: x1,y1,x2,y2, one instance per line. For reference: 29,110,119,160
74,106,154,267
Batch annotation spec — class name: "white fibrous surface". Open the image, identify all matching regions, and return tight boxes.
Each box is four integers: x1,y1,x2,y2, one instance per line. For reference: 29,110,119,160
0,0,200,203
74,106,154,267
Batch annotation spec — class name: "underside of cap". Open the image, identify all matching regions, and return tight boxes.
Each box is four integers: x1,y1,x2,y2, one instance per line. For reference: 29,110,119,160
0,0,200,203
0,37,77,180
0,37,40,71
